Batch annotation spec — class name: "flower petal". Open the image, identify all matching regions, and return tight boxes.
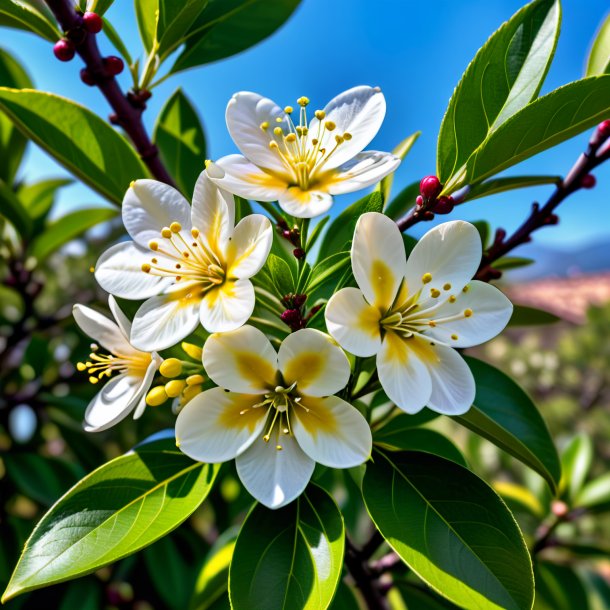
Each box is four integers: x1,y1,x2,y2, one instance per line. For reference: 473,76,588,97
278,328,350,397
72,303,134,356
424,345,476,415
123,179,192,248
328,151,401,195
226,214,273,279
236,433,315,509
208,155,288,201
200,279,255,333
352,212,406,311
226,91,292,175
277,187,333,219
325,287,382,357
108,295,132,339
176,387,268,462
202,325,278,393
405,221,482,307
292,395,372,468
377,332,433,414
425,280,513,348
95,242,174,299
308,86,386,170
132,355,161,420
130,292,201,351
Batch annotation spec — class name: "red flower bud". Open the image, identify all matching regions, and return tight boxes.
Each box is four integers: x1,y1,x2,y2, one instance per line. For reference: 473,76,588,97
293,294,307,308
80,68,95,86
598,119,610,138
419,175,442,200
415,195,424,207
581,174,596,189
104,56,124,76
83,11,103,33
53,39,75,62
293,248,306,259
434,195,454,215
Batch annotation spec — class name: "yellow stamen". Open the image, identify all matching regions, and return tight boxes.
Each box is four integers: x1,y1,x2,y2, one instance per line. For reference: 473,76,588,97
297,96,309,106
284,105,293,114
422,273,432,284
170,222,182,233
443,283,451,291
149,240,159,251
260,121,269,130
430,288,441,298
464,308,473,317
161,227,172,238
325,120,336,131
315,110,325,119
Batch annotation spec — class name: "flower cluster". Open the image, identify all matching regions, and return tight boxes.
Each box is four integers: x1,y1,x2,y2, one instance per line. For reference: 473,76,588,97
73,86,512,508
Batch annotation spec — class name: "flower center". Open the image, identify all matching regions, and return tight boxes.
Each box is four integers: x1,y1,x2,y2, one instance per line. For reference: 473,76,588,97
261,96,352,190
77,344,150,384
141,222,226,291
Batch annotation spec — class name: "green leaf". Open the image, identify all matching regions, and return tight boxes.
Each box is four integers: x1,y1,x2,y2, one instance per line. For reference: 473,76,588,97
586,13,610,76
395,582,460,610
153,88,206,197
170,0,301,74
134,0,158,52
363,450,534,610
229,485,344,610
59,578,101,610
102,17,134,65
378,131,420,202
0,0,61,42
455,357,561,491
534,562,590,610
575,472,610,511
508,305,560,326
0,177,31,238
465,76,610,185
559,433,593,502
90,0,115,15
384,180,419,221
0,88,149,205
464,175,561,202
493,256,533,270
492,481,545,517
306,251,351,297
157,0,210,57
18,177,72,222
1,439,219,601
437,0,560,187
373,410,439,435
265,253,295,297
29,207,117,261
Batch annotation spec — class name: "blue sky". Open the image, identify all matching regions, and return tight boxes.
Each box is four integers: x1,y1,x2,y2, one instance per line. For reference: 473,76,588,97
3,0,610,247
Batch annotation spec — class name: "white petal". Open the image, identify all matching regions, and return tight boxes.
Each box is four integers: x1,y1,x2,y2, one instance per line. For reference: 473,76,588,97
132,355,162,420
377,333,433,414
208,155,288,201
278,187,333,219
226,91,292,174
425,281,513,348
130,293,201,351
108,295,131,338
191,171,235,253
325,287,382,357
123,179,192,248
199,279,255,333
328,151,401,195
278,329,350,397
226,214,273,279
352,212,406,310
405,221,482,307
236,433,315,509
202,325,278,393
308,86,386,170
292,395,372,468
176,387,267,462
424,345,476,415
73,303,134,356
95,242,174,299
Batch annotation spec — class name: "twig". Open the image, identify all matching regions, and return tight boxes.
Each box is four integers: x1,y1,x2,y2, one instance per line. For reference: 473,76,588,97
345,536,389,610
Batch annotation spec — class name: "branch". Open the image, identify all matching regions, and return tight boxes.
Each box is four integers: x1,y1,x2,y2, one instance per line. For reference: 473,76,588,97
344,536,390,610
44,0,176,187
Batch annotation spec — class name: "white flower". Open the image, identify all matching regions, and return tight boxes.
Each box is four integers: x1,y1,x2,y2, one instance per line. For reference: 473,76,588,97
94,172,273,351
325,213,513,415
73,296,162,432
207,86,401,219
175,325,372,509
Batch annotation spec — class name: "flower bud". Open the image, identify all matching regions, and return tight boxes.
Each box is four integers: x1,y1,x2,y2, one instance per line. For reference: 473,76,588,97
281,309,302,328
293,247,305,259
415,195,424,207
104,56,124,76
598,119,610,139
181,341,203,361
581,174,596,189
53,39,75,62
83,11,103,33
419,175,442,200
165,379,186,398
293,293,307,308
434,196,454,215
160,358,182,378
145,386,168,406
80,68,95,86
551,500,569,518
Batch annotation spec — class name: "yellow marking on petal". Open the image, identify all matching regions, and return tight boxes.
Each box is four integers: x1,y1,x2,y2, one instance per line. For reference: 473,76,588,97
282,351,324,389
357,304,382,337
293,396,338,436
370,259,397,309
383,331,409,365
230,351,277,389
218,394,267,432
409,337,440,365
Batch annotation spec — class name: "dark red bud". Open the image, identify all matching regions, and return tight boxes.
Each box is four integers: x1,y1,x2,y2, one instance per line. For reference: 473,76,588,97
434,196,454,215
419,175,442,200
83,11,103,33
415,195,424,207
282,230,291,239
104,56,124,76
293,294,307,308
293,247,306,259
581,174,596,189
280,309,302,329
422,210,435,221
598,119,610,138
53,39,75,62
80,68,95,86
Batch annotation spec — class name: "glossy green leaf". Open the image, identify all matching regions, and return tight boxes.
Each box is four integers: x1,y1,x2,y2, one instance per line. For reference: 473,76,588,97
102,17,133,65
229,485,344,610
493,256,533,270
534,562,590,610
559,433,593,502
134,0,158,52
437,0,560,186
306,251,351,296
0,178,31,237
328,581,360,609
18,178,72,222
384,180,419,221
455,357,561,491
492,481,545,517
29,207,117,261
586,13,610,76
396,582,460,609
379,131,420,203
153,88,206,197
508,305,560,326
464,175,561,202
265,253,295,297
59,578,101,610
157,0,209,57
575,472,610,511
0,88,149,205
372,410,439,435
171,0,301,74
0,0,60,42
1,439,219,601
465,76,610,184
78,0,114,15
363,450,534,610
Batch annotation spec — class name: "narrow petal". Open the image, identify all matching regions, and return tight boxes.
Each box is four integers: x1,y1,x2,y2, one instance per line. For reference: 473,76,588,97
208,155,288,201
226,214,273,279
108,295,131,339
308,86,386,170
95,242,174,299
424,281,513,348
352,212,406,311
278,187,332,219
278,329,350,397
424,345,476,415
226,91,292,174
405,221,482,307
328,151,401,195
236,433,315,509
292,395,372,468
130,293,201,351
123,179,192,248
132,354,162,420
200,279,255,333
325,287,382,357
377,332,433,414
73,303,134,356
202,325,278,393
176,388,267,462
